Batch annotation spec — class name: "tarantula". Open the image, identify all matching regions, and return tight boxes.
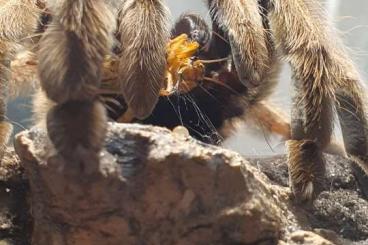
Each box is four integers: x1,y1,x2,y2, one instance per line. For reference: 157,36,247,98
1,0,368,202
102,13,291,146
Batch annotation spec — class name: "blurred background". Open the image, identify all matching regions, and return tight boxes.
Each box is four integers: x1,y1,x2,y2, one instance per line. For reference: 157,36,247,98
7,0,368,156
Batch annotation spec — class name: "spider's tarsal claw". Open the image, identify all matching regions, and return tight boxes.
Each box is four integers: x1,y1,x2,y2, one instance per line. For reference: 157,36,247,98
287,140,326,202
46,100,107,170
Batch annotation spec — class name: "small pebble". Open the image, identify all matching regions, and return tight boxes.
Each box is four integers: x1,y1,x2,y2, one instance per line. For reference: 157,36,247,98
172,126,190,139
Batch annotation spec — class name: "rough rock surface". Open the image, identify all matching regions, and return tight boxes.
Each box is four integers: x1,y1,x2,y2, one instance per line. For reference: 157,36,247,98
0,148,30,245
248,155,368,244
5,123,368,244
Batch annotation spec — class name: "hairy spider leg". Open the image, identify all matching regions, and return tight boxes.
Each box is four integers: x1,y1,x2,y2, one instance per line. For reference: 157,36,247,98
269,0,368,201
38,0,115,165
0,0,40,158
117,0,169,119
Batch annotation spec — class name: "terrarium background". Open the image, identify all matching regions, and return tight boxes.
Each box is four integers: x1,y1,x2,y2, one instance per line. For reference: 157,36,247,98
7,0,368,155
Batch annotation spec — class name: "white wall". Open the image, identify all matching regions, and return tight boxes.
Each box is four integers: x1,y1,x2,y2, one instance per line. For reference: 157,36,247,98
165,0,208,21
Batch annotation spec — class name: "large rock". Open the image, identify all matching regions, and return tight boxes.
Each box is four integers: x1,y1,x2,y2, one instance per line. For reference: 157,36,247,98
0,148,30,245
11,123,368,244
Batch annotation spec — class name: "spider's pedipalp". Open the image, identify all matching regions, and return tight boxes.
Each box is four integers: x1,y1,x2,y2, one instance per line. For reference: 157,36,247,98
117,0,169,119
268,0,368,200
38,0,115,160
208,0,282,108
207,0,270,88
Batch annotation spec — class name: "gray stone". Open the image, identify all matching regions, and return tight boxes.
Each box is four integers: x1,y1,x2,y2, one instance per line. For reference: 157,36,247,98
7,123,368,244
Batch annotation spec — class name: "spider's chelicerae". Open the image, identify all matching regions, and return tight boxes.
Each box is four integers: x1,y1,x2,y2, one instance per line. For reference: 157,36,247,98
1,0,368,202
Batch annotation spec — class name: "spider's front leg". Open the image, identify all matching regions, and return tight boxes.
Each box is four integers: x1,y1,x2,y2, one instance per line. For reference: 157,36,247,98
0,0,40,157
208,0,272,89
117,0,169,119
269,0,368,201
38,0,115,162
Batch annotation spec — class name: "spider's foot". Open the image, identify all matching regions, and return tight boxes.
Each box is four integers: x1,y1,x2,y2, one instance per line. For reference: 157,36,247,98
286,140,326,202
46,100,107,162
349,155,368,197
